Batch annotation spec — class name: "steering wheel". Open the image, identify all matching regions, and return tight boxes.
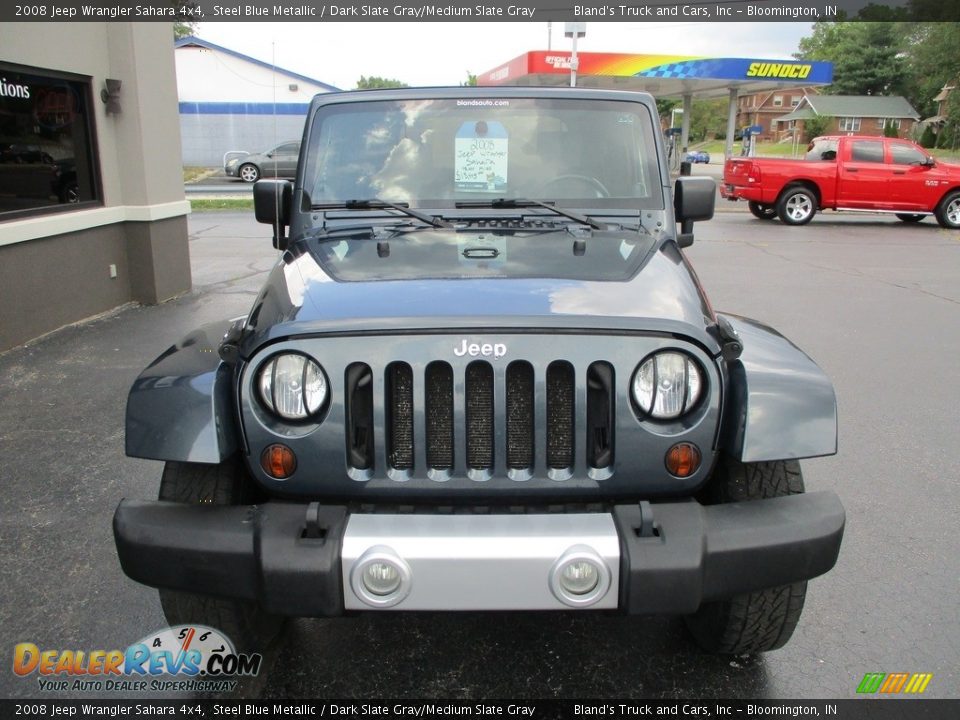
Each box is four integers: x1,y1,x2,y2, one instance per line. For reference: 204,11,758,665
539,174,610,199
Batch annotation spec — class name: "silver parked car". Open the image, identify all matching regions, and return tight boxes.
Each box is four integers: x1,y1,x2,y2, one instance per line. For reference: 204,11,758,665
224,141,300,183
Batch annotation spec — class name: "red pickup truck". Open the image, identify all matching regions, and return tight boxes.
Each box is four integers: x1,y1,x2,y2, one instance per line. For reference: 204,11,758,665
721,135,960,228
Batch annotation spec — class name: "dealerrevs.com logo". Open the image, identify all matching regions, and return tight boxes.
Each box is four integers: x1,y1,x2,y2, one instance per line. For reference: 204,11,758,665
13,625,261,693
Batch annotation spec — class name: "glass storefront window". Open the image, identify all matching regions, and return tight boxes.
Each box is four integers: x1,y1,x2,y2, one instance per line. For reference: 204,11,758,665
0,62,100,218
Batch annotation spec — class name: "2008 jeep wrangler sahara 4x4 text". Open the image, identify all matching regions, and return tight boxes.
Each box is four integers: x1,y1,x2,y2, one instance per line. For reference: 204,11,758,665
114,88,844,654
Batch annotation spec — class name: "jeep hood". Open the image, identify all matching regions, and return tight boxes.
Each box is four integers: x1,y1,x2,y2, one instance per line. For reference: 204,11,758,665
241,231,718,356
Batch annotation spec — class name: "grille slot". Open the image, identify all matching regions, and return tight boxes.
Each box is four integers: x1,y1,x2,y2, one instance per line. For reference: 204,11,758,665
425,362,454,470
465,361,494,470
345,363,374,470
506,361,535,469
546,361,575,469
587,362,615,469
385,363,414,470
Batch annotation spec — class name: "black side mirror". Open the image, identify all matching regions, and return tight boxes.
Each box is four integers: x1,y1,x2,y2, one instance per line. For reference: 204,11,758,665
674,175,715,248
254,180,293,250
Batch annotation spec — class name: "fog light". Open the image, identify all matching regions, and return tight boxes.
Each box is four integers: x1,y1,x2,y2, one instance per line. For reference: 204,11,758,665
362,562,402,596
549,546,611,608
351,546,412,608
559,560,600,596
260,444,297,479
665,442,701,478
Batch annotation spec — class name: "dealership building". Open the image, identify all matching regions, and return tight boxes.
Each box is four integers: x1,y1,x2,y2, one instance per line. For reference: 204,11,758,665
0,23,190,353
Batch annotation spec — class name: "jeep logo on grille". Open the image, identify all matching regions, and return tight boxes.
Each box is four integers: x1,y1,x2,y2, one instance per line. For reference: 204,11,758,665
454,339,507,359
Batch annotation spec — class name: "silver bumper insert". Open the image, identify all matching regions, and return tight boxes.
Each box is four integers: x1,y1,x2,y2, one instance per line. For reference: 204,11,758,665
341,513,620,611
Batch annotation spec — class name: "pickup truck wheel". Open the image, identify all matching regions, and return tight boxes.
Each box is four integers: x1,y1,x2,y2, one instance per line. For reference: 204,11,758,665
748,202,777,220
895,213,925,223
157,458,284,652
777,186,817,225
684,457,808,654
934,191,960,229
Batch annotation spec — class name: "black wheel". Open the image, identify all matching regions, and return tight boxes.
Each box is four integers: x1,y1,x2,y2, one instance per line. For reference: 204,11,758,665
684,456,808,654
776,185,817,225
895,213,925,223
540,174,610,198
158,458,283,651
934,190,960,229
748,201,777,220
238,163,260,183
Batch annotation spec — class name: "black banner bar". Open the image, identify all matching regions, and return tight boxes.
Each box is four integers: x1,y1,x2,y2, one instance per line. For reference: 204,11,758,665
2,699,960,720
3,0,959,23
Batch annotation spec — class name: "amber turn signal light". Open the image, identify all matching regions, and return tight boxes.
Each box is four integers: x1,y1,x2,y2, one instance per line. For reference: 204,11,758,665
665,442,701,478
261,444,297,479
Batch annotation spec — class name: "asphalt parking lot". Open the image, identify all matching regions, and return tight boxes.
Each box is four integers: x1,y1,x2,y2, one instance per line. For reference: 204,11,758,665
1,208,958,700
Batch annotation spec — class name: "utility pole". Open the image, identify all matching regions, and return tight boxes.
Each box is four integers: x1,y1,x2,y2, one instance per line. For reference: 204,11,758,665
565,23,585,88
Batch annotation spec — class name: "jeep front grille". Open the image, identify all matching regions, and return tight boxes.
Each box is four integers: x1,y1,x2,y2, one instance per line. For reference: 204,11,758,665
346,359,615,479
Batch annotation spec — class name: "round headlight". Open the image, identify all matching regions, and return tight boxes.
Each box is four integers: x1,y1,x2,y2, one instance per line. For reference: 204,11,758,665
632,351,703,420
258,353,327,421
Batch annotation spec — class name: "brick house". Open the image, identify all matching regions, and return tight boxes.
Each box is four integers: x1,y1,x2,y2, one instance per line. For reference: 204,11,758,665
736,87,820,141
773,95,921,140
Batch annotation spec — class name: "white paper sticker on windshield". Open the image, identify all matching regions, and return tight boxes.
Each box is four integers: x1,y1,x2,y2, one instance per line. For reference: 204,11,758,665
455,121,508,193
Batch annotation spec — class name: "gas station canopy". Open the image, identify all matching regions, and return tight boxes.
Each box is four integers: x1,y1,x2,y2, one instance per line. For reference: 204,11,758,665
478,51,833,159
478,51,833,98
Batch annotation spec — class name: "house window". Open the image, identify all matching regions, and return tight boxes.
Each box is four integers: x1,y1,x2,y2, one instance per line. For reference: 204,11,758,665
839,117,862,132
791,97,800,107
0,62,101,218
773,95,783,107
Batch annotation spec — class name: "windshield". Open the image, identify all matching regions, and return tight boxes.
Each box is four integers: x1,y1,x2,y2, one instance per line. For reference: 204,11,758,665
302,97,663,211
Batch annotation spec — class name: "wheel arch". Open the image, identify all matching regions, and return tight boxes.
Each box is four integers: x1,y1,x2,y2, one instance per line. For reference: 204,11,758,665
125,320,241,464
717,313,837,463
935,185,960,209
777,179,822,206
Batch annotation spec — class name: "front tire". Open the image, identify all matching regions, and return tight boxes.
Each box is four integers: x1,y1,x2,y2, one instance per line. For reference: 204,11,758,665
934,191,960,229
748,201,777,220
684,457,808,653
238,163,260,183
157,458,283,651
777,185,817,225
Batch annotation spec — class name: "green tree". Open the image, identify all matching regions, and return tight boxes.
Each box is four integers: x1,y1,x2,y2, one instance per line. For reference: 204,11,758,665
173,22,197,38
462,72,478,87
172,2,198,37
803,115,834,142
656,98,680,127
355,76,408,90
795,22,907,97
897,23,960,117
688,99,727,142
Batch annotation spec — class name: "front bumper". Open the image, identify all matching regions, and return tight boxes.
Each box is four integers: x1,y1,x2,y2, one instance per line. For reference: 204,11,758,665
113,492,844,616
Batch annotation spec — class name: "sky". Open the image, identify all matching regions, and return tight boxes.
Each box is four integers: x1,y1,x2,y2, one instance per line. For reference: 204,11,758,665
197,22,815,90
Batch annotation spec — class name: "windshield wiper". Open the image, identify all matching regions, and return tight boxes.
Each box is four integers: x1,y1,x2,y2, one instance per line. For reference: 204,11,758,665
455,198,605,230
313,199,452,228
